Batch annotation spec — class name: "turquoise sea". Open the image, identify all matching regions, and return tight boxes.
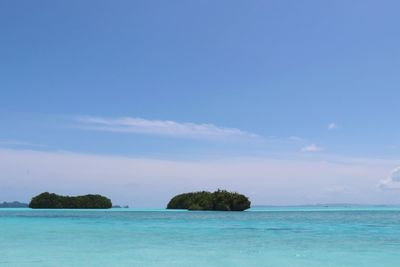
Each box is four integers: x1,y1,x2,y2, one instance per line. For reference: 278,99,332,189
1,206,400,267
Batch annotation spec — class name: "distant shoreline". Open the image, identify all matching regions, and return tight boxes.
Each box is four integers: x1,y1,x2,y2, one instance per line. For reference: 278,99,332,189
0,201,28,208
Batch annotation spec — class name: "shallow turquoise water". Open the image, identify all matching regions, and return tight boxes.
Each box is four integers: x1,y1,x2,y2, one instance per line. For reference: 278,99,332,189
1,207,400,267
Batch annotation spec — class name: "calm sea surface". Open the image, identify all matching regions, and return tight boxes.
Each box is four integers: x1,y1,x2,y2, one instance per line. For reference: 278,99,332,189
1,207,400,267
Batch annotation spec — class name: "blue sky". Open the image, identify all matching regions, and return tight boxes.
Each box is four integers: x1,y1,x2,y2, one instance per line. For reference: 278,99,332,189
1,1,400,206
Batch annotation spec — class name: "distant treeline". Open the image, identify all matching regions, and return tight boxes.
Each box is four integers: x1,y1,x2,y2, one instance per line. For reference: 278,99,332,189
0,201,28,208
29,192,112,209
167,190,251,211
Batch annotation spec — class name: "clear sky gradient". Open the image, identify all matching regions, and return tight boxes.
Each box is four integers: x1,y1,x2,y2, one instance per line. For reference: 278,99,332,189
1,1,400,207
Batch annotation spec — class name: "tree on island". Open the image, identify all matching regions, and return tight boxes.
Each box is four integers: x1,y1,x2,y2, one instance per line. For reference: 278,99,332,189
29,192,112,209
167,189,251,211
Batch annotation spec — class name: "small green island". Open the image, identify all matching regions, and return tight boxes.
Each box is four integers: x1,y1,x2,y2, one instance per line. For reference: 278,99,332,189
167,190,251,211
29,192,112,209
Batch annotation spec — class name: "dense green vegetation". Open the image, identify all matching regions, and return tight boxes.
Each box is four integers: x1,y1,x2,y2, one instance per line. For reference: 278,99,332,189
167,190,251,211
29,192,112,209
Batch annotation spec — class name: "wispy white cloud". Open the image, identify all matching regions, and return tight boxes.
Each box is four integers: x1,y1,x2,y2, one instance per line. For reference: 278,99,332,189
328,122,338,130
0,140,45,148
75,116,259,140
379,167,400,190
301,144,324,152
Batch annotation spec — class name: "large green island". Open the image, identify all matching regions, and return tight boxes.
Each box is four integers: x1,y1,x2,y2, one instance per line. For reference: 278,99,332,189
167,190,251,211
29,192,112,209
